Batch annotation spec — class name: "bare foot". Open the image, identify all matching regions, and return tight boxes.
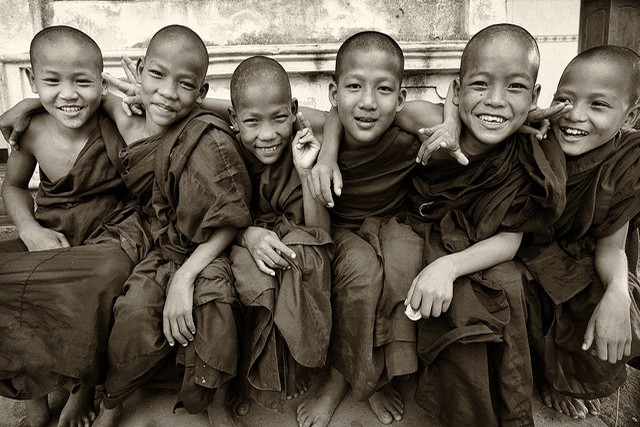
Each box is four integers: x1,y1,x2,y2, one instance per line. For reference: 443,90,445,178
92,401,121,427
585,398,601,416
24,396,49,427
287,372,309,400
296,367,348,427
207,384,243,427
58,385,96,427
368,383,403,424
541,382,588,419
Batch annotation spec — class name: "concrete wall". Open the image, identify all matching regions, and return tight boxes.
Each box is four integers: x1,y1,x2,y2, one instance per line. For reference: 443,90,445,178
0,0,580,146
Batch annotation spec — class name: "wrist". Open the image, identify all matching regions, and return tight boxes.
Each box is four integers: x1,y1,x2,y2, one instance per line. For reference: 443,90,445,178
296,168,311,178
174,267,197,285
432,255,458,281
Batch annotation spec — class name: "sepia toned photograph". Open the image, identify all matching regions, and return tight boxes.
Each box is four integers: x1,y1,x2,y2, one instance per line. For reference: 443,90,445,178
0,0,639,426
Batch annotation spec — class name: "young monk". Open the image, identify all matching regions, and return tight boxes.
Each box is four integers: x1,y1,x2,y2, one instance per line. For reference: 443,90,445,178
0,26,142,427
296,31,464,427
222,56,333,411
402,24,567,426
519,45,640,420
79,25,253,427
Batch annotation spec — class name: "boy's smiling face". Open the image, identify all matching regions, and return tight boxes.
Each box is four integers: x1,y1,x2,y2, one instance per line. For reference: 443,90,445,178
456,37,540,155
329,48,406,148
551,58,639,157
230,83,297,165
28,42,106,131
138,40,208,134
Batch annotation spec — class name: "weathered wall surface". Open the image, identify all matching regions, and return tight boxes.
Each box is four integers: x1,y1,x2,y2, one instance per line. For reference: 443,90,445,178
0,0,580,147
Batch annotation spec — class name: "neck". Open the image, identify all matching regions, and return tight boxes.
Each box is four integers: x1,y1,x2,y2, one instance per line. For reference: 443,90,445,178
459,128,499,157
53,115,98,144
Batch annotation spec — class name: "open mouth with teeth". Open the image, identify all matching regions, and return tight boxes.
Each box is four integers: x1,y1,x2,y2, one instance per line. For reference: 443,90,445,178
59,106,83,113
477,114,507,125
560,126,589,137
355,117,377,123
257,144,282,154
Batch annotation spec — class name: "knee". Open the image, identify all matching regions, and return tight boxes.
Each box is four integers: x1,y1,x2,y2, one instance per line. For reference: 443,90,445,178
93,246,135,284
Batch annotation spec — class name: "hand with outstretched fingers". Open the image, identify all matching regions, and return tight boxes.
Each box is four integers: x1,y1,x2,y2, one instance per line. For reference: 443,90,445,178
241,226,295,276
582,288,632,364
102,55,144,116
416,125,468,166
163,268,196,347
519,102,573,140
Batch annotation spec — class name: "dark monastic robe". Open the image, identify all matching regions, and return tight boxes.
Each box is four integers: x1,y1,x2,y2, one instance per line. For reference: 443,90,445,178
411,132,566,427
230,146,334,409
102,110,252,413
0,114,138,399
520,130,640,400
330,127,426,399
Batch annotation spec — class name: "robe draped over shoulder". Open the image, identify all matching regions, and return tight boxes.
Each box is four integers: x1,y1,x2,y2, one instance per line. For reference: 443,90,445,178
103,109,252,414
411,133,567,427
0,114,136,399
34,113,127,246
520,130,640,399
329,127,424,399
231,146,334,409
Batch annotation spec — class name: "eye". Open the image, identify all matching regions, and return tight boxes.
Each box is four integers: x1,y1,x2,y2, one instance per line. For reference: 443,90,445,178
274,114,289,123
554,96,570,104
469,80,487,89
346,83,361,90
242,118,258,126
591,100,610,108
509,83,528,90
43,78,59,84
148,69,162,78
76,79,93,86
378,86,393,93
179,81,196,90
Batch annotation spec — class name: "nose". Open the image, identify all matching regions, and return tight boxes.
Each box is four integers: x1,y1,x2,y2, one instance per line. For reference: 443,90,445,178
484,86,507,108
565,101,587,123
157,79,178,100
358,87,377,110
258,123,277,142
59,82,78,100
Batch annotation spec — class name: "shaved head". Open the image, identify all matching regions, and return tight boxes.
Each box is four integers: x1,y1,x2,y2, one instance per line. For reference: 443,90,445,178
460,23,539,81
568,45,640,104
334,31,404,83
30,25,103,71
147,25,209,81
230,56,292,109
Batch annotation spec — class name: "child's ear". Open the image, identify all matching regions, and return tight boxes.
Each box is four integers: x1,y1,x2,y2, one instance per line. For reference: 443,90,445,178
136,57,145,79
452,78,461,106
101,77,109,96
329,80,338,108
622,103,640,131
291,97,299,116
228,107,238,129
395,87,407,113
195,82,209,105
531,83,542,107
25,68,37,94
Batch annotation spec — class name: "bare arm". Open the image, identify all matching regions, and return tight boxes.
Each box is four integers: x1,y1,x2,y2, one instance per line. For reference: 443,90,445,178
406,231,523,319
0,98,44,149
583,223,632,363
163,226,238,347
1,132,70,250
306,106,343,207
